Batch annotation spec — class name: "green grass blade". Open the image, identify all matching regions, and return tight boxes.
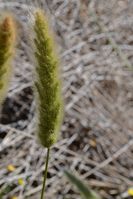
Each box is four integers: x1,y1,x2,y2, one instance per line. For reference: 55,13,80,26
65,170,101,199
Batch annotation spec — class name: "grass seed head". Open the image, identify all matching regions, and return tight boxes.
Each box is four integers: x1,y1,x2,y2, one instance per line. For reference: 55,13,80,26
34,10,63,148
0,15,16,105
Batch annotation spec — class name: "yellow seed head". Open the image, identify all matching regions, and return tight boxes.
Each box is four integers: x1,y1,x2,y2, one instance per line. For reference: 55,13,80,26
7,164,16,172
11,196,18,199
128,188,133,196
18,178,24,186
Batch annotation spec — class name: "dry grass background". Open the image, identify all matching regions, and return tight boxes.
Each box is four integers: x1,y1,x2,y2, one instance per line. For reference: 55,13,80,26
0,0,133,198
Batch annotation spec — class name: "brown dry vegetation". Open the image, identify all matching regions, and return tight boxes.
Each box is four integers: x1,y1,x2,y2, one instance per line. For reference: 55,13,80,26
0,0,133,199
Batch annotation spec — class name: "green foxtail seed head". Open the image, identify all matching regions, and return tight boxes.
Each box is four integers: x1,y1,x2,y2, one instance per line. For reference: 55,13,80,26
34,10,63,148
0,15,16,105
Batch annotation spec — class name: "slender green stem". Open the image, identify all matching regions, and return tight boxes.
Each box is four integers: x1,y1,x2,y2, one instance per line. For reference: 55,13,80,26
40,148,50,199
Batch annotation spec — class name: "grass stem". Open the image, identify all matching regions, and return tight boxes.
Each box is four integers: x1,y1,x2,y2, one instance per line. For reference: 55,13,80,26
40,148,50,199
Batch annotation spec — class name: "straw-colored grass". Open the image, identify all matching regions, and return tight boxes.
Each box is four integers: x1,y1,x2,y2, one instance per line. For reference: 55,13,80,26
0,0,133,199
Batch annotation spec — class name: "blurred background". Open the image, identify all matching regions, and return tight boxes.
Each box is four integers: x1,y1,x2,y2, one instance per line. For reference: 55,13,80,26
0,0,133,198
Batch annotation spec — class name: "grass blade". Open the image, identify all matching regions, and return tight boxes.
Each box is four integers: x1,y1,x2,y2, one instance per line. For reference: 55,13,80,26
65,170,101,199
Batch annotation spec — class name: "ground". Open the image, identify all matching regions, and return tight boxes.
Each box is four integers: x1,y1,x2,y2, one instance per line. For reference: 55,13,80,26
0,0,133,199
